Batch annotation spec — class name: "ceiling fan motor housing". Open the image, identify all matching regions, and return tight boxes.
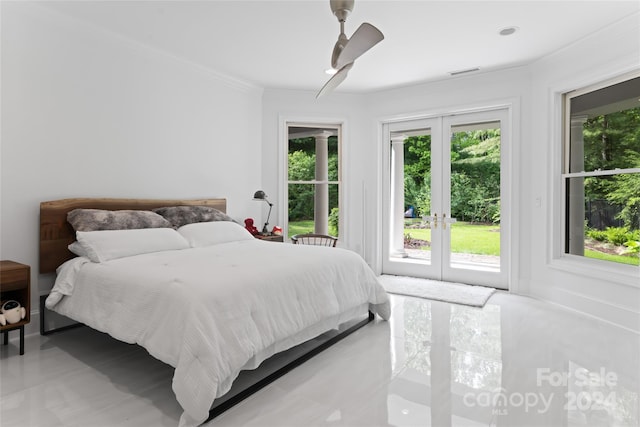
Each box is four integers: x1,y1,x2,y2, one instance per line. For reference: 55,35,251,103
330,0,354,22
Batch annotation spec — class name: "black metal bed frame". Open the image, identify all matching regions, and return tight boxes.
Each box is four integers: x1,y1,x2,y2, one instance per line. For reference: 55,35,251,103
206,310,374,422
40,295,374,424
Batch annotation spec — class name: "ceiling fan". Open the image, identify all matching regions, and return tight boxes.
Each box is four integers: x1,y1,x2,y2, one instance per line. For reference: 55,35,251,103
316,0,384,98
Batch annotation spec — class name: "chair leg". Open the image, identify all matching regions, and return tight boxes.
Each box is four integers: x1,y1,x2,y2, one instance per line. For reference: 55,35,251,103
19,326,24,355
2,331,7,346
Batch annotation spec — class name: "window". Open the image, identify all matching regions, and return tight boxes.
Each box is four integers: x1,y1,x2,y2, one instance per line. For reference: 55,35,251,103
286,125,341,239
563,76,640,268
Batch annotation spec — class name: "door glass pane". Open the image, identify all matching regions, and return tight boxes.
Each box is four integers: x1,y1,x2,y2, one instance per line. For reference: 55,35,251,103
449,122,501,272
401,131,433,264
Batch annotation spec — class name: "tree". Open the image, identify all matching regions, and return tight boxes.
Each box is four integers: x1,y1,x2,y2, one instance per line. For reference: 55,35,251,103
288,150,315,220
403,136,432,217
582,107,640,230
288,136,340,222
451,131,501,222
402,129,502,223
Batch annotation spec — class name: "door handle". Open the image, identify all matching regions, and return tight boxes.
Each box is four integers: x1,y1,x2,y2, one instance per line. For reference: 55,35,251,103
422,213,438,229
442,213,457,230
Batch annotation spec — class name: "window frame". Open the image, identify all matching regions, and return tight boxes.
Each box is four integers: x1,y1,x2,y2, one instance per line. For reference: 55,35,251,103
551,73,640,286
280,119,344,242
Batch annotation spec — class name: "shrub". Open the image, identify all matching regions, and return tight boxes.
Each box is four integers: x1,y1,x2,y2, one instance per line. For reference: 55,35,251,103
328,207,339,236
587,226,639,247
623,240,639,256
605,227,633,246
586,228,608,242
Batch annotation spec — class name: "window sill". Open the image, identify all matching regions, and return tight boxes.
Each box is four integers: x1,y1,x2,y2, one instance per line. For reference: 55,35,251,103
549,254,639,289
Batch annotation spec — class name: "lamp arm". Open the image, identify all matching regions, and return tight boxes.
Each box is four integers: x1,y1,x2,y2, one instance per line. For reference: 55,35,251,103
262,202,273,234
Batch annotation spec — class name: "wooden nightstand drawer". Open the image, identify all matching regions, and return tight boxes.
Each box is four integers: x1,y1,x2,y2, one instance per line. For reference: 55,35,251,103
254,234,284,242
1,263,29,289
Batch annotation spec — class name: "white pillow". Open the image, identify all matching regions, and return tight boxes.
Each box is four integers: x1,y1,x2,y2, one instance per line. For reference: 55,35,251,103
68,241,90,258
76,228,190,263
178,221,255,247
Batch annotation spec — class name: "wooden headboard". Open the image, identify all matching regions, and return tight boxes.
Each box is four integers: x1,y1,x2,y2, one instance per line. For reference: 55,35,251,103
39,198,227,274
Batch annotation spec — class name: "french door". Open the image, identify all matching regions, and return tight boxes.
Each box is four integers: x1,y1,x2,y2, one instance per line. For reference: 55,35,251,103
382,109,510,289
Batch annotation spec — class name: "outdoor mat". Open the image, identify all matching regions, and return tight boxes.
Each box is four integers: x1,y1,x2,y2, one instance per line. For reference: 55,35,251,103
379,274,496,307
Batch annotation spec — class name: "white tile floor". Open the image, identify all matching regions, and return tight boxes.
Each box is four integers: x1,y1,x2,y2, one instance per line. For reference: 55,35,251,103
1,292,638,426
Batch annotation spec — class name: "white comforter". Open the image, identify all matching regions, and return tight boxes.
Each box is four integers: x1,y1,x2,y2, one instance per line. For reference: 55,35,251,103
46,240,390,426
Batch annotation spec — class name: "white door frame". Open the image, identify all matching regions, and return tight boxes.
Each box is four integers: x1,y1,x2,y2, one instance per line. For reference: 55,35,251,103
381,117,443,279
379,104,517,290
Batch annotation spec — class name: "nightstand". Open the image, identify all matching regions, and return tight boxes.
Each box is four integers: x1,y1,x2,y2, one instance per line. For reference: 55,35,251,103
254,234,284,242
1,260,30,355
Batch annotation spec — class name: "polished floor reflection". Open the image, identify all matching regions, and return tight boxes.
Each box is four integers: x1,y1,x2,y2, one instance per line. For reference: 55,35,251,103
1,292,638,426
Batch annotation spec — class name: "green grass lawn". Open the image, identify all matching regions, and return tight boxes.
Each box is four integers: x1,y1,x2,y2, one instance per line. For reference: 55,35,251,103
288,220,339,238
288,220,638,266
585,249,639,266
288,220,314,238
405,222,501,255
406,222,638,265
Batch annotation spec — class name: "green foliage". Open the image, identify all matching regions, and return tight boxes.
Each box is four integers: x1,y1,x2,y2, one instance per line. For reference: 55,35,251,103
288,183,314,221
582,108,640,171
586,226,639,246
604,169,640,230
403,136,432,217
404,135,432,188
328,207,339,236
581,108,640,231
403,130,501,223
604,227,634,246
415,186,432,219
287,144,339,224
451,130,501,223
586,228,607,242
623,240,639,256
403,173,431,217
288,150,315,181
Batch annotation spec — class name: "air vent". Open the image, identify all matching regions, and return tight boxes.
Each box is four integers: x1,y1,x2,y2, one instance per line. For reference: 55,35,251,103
449,67,480,76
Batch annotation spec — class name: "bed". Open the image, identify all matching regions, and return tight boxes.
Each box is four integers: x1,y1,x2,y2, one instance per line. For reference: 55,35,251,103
39,198,390,427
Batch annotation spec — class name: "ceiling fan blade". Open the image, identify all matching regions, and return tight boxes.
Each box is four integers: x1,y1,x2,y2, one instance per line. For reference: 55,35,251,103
335,22,384,70
316,63,353,99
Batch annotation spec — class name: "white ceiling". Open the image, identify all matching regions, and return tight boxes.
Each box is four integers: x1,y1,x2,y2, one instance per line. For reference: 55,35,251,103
39,0,640,94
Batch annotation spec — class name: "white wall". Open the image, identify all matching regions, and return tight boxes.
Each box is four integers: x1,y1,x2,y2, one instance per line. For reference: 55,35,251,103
527,13,640,332
0,2,263,332
262,16,640,331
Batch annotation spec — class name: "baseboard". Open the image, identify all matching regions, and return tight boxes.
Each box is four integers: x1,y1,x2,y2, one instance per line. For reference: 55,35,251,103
526,287,640,334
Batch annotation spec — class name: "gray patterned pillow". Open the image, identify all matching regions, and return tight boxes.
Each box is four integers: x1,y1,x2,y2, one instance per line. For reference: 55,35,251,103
67,209,172,232
152,205,236,228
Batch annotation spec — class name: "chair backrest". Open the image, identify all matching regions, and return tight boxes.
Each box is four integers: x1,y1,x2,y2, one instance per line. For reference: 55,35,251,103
291,233,338,247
